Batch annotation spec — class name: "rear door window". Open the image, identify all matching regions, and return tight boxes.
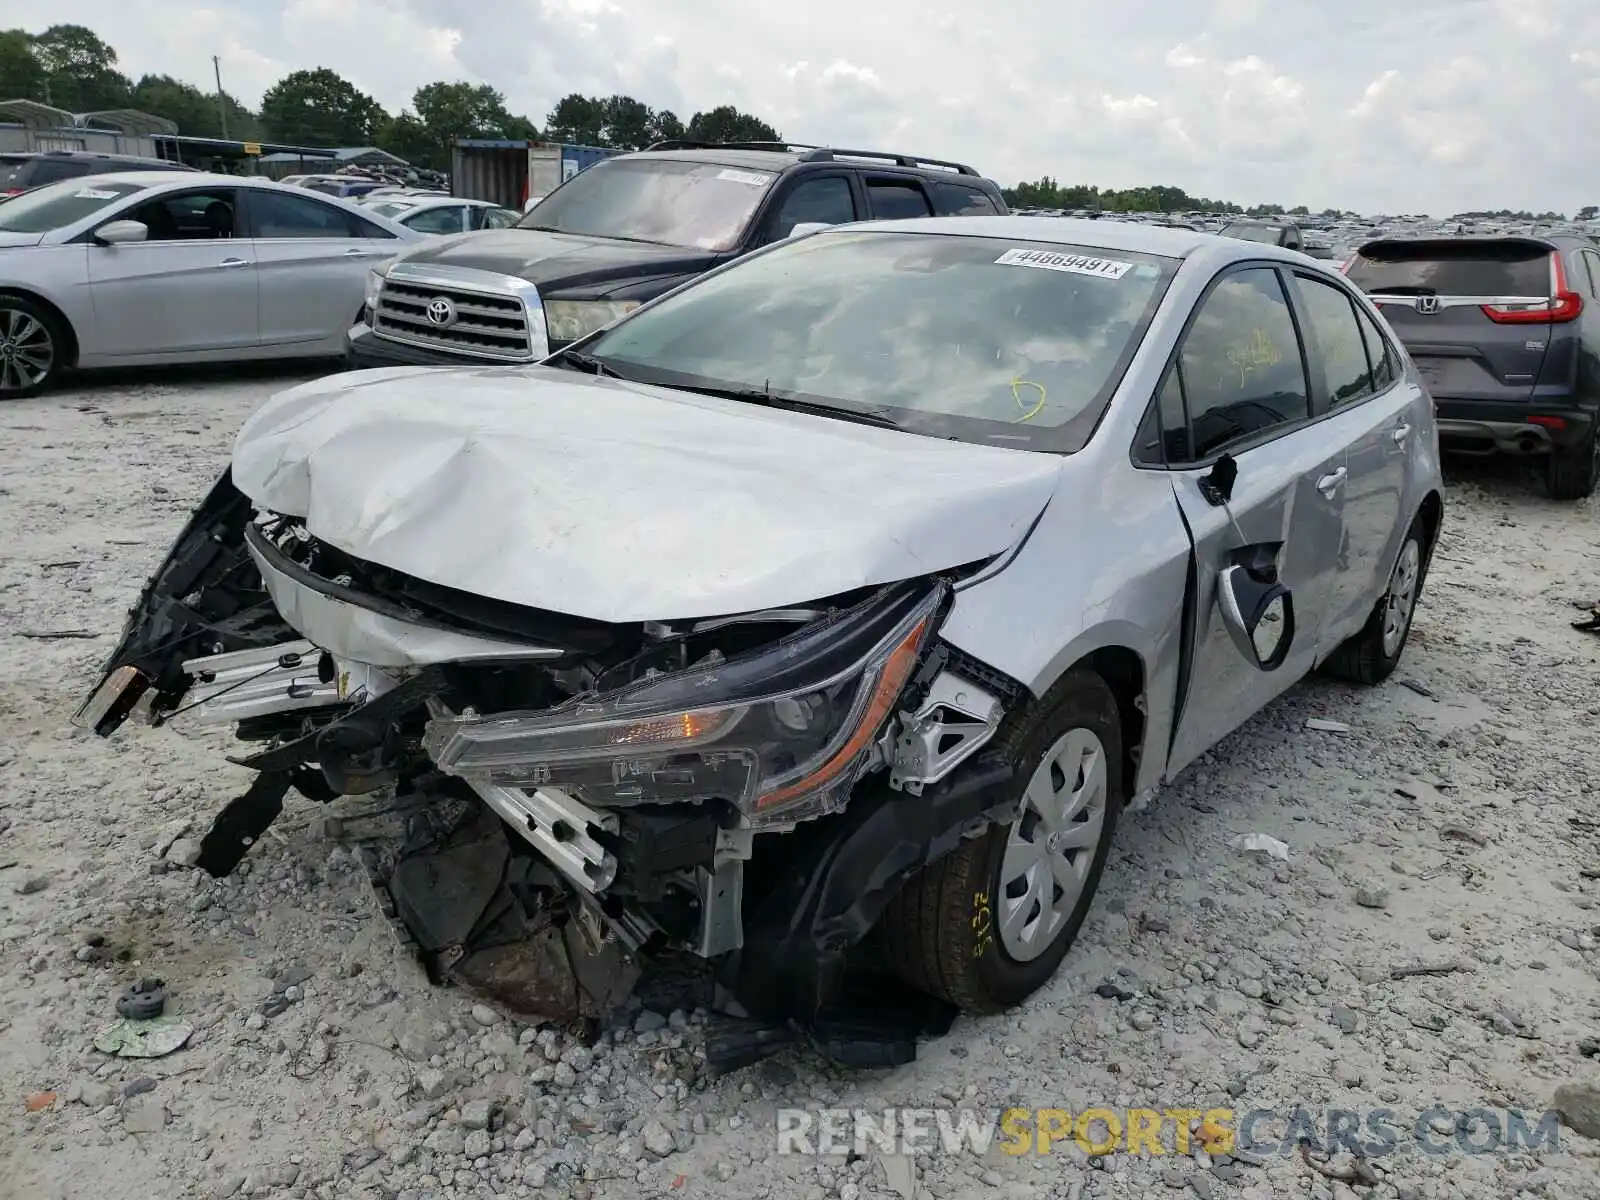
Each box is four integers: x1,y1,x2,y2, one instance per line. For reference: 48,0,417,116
931,182,999,215
1352,304,1397,391
1295,275,1374,409
246,189,359,238
865,179,932,220
1345,243,1551,297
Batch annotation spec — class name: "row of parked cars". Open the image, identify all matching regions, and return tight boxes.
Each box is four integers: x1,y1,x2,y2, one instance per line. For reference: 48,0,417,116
66,139,1471,1058
1,139,1593,499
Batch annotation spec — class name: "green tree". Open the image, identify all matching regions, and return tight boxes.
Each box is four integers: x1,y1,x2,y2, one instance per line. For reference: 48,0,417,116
1001,178,1243,214
1579,205,1598,221
544,93,605,145
647,109,685,144
0,28,47,101
30,24,131,110
597,94,653,149
260,67,387,146
685,104,780,144
131,74,213,133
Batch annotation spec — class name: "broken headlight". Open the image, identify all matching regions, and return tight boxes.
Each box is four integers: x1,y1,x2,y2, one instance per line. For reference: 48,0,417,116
423,583,943,827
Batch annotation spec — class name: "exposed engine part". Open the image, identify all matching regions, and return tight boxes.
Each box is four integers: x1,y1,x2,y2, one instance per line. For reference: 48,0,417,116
465,781,619,891
359,808,638,1023
181,640,341,726
889,670,1006,794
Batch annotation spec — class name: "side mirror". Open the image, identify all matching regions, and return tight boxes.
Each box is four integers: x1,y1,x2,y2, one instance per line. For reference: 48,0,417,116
786,221,833,239
1216,556,1295,671
95,220,148,245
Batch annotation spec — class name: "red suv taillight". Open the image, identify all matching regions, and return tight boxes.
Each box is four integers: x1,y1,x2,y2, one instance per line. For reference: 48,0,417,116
1481,252,1582,323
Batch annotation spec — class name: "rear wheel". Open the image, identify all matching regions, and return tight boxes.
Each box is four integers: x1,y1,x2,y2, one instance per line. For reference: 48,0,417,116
0,296,67,399
880,668,1123,1014
1321,514,1429,685
1546,424,1598,501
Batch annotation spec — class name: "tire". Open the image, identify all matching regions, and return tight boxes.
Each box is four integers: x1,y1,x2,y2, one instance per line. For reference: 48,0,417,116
879,667,1123,1014
1546,425,1598,501
0,295,68,399
1320,513,1431,685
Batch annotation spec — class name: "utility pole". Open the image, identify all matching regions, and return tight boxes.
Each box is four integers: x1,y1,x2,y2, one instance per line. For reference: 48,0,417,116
212,56,229,139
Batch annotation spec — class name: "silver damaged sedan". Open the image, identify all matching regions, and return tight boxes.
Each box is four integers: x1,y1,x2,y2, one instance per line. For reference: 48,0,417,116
0,172,420,398
75,217,1443,1064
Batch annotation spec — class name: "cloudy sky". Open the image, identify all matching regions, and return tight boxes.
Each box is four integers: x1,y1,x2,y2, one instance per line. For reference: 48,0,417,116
16,0,1599,215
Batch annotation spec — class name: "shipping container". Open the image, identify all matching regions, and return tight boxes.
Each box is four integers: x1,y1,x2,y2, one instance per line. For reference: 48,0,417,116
0,124,159,159
451,139,619,208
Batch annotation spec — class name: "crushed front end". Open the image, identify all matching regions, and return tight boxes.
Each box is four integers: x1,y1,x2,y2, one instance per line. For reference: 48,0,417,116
75,471,1025,1065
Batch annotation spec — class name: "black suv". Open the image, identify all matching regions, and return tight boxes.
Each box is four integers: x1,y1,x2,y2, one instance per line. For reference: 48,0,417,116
1345,234,1600,499
346,140,1009,369
0,150,196,197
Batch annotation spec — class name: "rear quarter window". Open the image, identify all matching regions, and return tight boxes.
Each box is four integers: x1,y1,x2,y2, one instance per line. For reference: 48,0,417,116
1346,244,1551,296
931,182,1000,216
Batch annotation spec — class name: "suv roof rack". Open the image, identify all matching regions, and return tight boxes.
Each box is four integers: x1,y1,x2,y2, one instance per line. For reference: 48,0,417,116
641,140,980,176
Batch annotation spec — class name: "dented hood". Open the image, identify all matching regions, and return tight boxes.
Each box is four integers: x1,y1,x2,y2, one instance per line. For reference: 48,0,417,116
230,365,1063,623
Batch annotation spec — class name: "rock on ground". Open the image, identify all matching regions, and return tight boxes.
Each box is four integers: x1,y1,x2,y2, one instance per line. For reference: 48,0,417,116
2,368,1599,1199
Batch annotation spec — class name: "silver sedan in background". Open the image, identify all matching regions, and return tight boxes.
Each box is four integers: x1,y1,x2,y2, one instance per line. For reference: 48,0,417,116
357,194,522,235
0,172,423,398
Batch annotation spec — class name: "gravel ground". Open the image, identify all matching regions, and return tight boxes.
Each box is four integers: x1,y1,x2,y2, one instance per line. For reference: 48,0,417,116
3,367,1599,1200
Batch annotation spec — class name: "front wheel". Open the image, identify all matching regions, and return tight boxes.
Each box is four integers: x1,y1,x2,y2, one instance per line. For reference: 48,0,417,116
880,668,1123,1014
0,296,67,399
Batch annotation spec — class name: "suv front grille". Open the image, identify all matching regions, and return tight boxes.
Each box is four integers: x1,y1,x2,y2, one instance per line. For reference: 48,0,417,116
373,278,534,361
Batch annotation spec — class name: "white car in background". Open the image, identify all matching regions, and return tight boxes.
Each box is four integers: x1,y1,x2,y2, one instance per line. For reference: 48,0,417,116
0,172,422,399
358,194,522,236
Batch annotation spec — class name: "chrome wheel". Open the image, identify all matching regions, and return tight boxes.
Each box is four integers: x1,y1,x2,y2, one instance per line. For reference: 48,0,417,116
0,306,55,394
1380,538,1421,657
997,727,1109,963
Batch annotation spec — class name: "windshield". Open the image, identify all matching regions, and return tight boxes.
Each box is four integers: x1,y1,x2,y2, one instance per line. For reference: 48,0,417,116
0,176,145,233
515,158,775,251
1221,222,1284,244
364,201,415,219
582,230,1176,451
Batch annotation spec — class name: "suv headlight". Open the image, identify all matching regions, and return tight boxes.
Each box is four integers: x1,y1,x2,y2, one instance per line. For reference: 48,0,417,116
543,300,640,343
363,267,384,313
423,584,944,827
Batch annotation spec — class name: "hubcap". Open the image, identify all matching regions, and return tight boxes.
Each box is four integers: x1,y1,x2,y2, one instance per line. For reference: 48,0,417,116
0,307,54,393
997,726,1109,963
1381,538,1421,657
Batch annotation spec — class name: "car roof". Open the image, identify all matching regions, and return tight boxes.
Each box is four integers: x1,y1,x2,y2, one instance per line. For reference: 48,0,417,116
819,215,1248,260
624,148,808,173
1,149,182,165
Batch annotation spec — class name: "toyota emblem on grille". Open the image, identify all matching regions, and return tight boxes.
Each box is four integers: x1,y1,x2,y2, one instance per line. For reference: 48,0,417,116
1416,296,1440,314
426,296,457,327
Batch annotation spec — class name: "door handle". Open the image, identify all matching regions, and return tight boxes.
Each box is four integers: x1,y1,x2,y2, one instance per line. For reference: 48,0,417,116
1391,423,1411,444
1316,466,1347,496
217,257,248,268
343,248,373,256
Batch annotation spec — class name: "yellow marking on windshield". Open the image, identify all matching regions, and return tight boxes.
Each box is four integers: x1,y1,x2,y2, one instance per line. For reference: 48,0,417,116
1010,377,1047,422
